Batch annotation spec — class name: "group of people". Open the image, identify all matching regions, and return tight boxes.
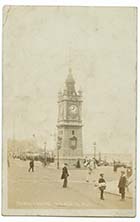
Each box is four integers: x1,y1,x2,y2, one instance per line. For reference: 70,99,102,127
28,158,129,201
98,170,128,201
61,162,128,201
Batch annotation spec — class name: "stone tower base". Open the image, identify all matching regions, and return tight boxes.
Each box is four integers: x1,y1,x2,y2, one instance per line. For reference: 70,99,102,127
57,156,84,169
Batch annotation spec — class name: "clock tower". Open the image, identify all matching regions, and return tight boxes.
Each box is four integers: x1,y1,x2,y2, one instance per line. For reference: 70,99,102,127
57,68,83,166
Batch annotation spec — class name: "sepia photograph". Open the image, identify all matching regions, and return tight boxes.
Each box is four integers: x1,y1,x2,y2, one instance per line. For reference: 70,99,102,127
2,6,137,216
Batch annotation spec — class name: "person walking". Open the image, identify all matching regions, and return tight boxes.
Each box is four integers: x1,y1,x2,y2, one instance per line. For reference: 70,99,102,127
86,159,95,183
98,173,106,200
118,170,127,200
28,159,34,172
113,160,117,172
76,159,81,168
61,163,69,188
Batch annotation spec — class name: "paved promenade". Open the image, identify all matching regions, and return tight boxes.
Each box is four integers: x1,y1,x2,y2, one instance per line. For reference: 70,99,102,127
8,159,133,210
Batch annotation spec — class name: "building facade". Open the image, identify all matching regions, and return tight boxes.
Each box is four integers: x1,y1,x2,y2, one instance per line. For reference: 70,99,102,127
57,68,83,166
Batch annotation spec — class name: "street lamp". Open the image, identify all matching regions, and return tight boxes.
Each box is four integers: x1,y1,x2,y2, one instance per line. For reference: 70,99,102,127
93,142,96,169
44,142,47,153
93,142,96,159
99,152,101,162
57,145,59,169
57,137,62,169
44,142,47,166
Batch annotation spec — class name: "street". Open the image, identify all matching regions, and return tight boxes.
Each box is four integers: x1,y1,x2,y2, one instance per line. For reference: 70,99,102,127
8,159,133,210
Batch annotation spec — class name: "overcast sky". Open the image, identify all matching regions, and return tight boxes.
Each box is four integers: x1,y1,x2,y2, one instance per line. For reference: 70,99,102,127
3,6,136,154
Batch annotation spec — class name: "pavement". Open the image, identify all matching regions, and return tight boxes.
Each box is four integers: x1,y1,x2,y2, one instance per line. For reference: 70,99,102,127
8,159,133,210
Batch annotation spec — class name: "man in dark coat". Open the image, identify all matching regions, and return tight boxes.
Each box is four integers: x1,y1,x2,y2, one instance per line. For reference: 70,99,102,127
98,173,106,200
28,159,34,172
61,163,69,188
118,171,127,200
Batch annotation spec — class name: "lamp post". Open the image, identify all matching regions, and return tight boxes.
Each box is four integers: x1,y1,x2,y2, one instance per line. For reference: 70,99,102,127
44,142,47,153
99,152,101,162
50,132,56,150
44,142,47,166
93,142,96,158
93,142,96,169
57,137,62,169
57,144,59,169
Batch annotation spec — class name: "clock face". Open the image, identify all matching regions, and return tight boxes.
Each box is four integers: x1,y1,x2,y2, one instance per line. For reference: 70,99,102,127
69,105,78,117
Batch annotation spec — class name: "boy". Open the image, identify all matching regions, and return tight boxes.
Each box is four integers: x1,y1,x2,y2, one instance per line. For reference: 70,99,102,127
98,173,106,200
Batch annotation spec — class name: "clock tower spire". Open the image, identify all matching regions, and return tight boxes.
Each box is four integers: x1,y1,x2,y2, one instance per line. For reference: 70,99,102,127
65,68,76,95
57,68,83,167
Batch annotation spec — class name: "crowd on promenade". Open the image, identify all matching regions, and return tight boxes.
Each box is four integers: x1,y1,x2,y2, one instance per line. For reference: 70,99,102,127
60,158,132,201
8,153,133,202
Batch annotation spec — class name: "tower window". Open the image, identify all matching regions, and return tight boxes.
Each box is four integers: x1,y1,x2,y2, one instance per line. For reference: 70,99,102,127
59,130,63,135
72,130,75,135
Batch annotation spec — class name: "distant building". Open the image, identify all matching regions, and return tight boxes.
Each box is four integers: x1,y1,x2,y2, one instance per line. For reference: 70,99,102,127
7,139,39,156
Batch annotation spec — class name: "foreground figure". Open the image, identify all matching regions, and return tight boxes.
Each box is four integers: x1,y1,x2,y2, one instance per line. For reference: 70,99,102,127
28,159,34,172
85,159,95,183
118,170,127,200
98,173,106,200
61,163,69,188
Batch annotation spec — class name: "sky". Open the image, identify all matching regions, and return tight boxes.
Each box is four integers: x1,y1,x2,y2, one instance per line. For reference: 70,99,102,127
3,6,137,154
